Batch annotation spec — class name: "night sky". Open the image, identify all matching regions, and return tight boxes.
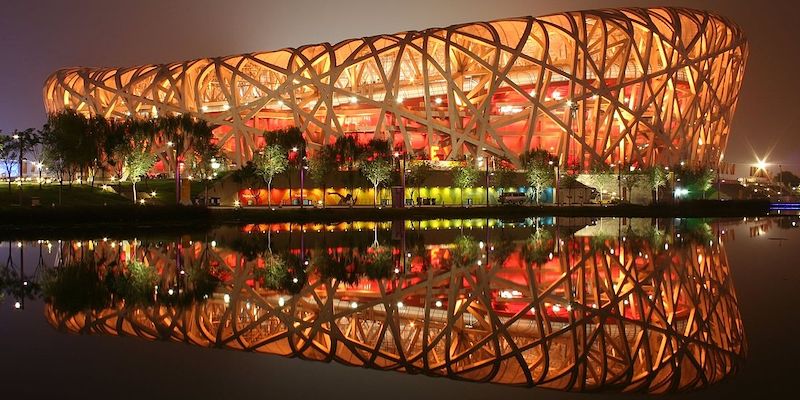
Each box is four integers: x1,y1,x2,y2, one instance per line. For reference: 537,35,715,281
1,0,798,173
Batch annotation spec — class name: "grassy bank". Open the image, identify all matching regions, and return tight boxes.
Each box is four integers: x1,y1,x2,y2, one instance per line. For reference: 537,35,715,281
0,179,209,207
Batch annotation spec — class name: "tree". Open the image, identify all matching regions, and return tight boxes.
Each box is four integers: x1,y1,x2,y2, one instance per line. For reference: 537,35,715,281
86,115,112,187
158,114,214,204
405,160,432,203
775,170,800,188
363,138,392,161
308,145,337,207
452,162,478,205
192,140,225,205
674,165,714,199
588,162,617,199
264,127,306,199
40,125,67,205
331,135,365,196
124,140,157,204
43,110,91,188
644,166,668,203
521,149,556,204
619,169,642,202
361,158,392,207
522,227,554,265
0,135,17,192
490,158,517,194
0,129,40,199
253,144,288,206
452,234,480,268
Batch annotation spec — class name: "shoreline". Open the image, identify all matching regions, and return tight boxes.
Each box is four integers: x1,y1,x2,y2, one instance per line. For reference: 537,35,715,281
0,200,773,238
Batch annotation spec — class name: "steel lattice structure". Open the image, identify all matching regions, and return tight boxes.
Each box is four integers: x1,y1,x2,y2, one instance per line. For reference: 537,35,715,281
46,226,744,393
43,7,747,168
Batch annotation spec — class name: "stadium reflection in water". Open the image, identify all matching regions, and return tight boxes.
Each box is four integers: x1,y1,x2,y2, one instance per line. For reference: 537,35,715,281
35,218,744,393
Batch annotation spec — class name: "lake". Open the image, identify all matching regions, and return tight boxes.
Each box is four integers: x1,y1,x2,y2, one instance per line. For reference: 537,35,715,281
1,216,798,398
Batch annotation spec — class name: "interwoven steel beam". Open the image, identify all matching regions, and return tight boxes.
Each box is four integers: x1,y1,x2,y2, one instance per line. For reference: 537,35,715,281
43,8,747,169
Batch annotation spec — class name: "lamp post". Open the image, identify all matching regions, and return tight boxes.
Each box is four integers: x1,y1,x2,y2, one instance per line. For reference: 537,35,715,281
13,134,23,205
37,162,44,189
478,154,489,206
166,141,178,204
394,151,407,206
207,157,220,206
300,155,307,209
289,146,306,208
549,160,560,205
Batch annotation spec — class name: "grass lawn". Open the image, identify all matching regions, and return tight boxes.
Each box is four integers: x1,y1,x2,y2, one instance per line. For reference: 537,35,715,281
0,179,216,207
0,178,210,207
116,178,208,205
0,182,130,207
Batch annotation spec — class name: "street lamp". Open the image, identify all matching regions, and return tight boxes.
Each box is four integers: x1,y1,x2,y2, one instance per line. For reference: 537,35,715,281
394,151,406,207
549,160,560,204
166,141,180,205
290,146,306,208
12,134,23,205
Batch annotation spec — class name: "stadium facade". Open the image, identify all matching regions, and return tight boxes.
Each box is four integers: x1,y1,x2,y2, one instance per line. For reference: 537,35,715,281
43,7,747,169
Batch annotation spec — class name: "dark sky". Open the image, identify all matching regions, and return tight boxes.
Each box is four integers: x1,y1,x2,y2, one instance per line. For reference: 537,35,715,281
1,0,798,173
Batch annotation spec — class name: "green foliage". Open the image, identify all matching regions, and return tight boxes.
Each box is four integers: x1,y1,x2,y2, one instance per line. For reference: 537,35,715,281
452,162,479,205
43,261,110,314
253,144,288,205
308,145,337,185
182,264,221,303
228,234,273,261
674,165,715,198
490,158,517,190
331,135,365,168
405,160,433,201
406,160,432,187
363,245,393,280
452,234,480,268
676,219,714,246
619,169,643,202
231,161,259,186
0,135,17,182
158,114,214,157
264,127,306,158
312,250,360,285
44,111,101,183
107,261,160,305
644,166,668,202
490,232,517,266
522,228,553,264
255,252,290,290
521,149,556,204
361,158,393,205
362,138,392,161
124,146,157,183
452,163,479,189
191,141,225,180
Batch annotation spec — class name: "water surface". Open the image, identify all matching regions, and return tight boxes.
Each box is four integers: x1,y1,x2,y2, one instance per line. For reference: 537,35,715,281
1,216,797,398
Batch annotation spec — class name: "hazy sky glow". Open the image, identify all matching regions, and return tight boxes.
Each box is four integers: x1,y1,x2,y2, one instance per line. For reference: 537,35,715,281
1,0,797,172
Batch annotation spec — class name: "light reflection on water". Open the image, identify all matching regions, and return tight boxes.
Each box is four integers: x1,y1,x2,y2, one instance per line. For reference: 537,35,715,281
0,216,782,393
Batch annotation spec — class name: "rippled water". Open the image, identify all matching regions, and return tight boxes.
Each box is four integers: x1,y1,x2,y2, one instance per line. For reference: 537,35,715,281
1,216,798,398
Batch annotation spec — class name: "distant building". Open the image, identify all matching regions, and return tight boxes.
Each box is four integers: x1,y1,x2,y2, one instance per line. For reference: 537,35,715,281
0,159,44,179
